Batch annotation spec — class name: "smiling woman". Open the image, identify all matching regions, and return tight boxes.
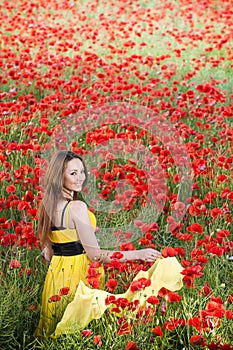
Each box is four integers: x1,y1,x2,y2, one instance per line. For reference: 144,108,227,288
34,150,183,337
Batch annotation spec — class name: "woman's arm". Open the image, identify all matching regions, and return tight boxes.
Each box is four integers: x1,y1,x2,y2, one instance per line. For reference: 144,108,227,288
70,201,161,264
41,241,54,262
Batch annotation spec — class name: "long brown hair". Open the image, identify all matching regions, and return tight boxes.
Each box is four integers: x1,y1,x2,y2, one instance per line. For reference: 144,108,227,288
37,150,88,245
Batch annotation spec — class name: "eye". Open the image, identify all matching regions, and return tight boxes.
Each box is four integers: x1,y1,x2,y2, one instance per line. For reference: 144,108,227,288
70,171,77,175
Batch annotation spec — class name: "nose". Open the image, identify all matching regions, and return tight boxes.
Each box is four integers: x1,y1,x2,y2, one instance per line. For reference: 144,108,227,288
78,172,85,181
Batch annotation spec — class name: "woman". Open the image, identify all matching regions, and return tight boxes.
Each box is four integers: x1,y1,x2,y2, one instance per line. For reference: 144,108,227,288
35,150,183,337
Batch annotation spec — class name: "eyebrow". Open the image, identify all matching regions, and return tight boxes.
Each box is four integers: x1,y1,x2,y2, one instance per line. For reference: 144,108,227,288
69,168,84,171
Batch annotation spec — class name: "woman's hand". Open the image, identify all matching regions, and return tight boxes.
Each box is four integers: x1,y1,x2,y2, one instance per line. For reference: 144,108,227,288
41,246,53,262
138,248,162,262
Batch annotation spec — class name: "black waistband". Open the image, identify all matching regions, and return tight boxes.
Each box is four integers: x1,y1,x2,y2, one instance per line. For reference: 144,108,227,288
52,241,84,256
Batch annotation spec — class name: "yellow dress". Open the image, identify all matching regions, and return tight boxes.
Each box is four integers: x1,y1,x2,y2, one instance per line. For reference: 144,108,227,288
35,202,184,337
34,203,104,337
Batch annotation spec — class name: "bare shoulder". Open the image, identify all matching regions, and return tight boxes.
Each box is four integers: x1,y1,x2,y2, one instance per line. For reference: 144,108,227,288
69,200,91,226
70,200,88,214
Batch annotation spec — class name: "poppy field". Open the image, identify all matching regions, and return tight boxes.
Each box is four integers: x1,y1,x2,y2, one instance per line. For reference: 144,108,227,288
0,0,233,349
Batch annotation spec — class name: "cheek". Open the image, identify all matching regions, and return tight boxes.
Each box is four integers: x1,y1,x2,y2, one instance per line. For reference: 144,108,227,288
63,175,70,186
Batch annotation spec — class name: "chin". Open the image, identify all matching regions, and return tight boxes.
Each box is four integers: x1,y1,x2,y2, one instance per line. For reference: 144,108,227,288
75,187,82,192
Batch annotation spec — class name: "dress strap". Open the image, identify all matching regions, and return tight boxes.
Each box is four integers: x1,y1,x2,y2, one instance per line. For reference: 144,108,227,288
65,201,72,228
60,200,71,227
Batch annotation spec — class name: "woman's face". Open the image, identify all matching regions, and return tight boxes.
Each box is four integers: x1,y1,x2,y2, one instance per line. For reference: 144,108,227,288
63,158,86,193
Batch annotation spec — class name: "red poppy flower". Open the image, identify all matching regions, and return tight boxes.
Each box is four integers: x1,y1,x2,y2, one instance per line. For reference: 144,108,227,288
207,342,233,350
27,304,37,311
105,295,116,306
163,317,185,330
6,185,16,193
199,282,213,297
120,242,135,251
158,288,182,303
93,335,102,346
87,268,101,278
110,252,124,260
176,232,193,241
162,246,178,257
19,267,32,277
18,201,31,211
182,264,204,279
1,234,17,247
210,208,224,219
117,320,132,335
227,294,233,304
48,295,61,303
152,326,163,337
130,277,151,293
147,295,159,305
106,278,118,292
190,335,206,346
225,310,232,320
59,286,70,296
115,297,130,309
188,316,203,332
187,223,203,234
81,329,92,337
87,277,101,289
189,199,207,216
124,340,141,350
89,261,102,268
203,191,217,204
103,172,114,182
9,259,21,269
